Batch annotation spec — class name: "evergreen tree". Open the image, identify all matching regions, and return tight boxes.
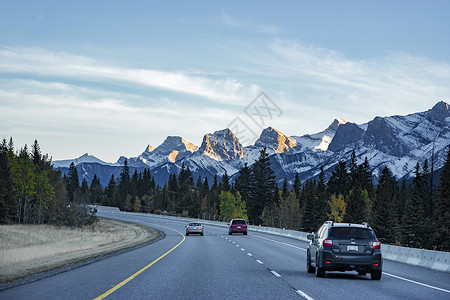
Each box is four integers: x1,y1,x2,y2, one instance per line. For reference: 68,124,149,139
397,178,408,225
76,178,90,204
105,175,117,206
67,162,79,202
372,165,398,243
235,163,251,206
344,186,368,224
402,163,426,248
118,159,131,211
314,166,328,228
301,180,317,232
0,139,15,223
434,148,450,251
248,147,276,225
221,173,230,192
282,178,289,201
327,161,350,197
293,173,301,201
90,174,103,204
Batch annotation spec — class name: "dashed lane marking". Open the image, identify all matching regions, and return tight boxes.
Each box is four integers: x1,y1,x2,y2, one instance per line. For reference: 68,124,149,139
296,289,314,300
257,260,264,264
270,270,281,277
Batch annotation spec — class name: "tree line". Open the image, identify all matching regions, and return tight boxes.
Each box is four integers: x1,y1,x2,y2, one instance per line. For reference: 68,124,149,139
0,138,97,226
2,138,448,251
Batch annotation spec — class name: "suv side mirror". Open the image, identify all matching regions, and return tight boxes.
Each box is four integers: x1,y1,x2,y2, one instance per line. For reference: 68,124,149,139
307,234,314,240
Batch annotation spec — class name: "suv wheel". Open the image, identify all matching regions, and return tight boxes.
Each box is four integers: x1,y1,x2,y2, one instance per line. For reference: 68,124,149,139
306,251,314,273
228,231,232,235
315,257,325,277
371,270,382,280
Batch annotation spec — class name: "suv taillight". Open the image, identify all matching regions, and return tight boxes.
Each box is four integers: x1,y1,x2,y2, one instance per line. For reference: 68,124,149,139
323,239,332,247
373,241,381,249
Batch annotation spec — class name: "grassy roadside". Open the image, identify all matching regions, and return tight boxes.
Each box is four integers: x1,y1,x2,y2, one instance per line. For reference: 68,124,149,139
0,218,160,283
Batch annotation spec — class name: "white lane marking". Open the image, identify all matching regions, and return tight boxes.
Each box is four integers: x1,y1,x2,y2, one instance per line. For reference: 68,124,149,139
247,253,253,257
270,270,281,277
296,289,314,300
236,245,239,247
383,272,450,294
232,242,235,244
257,260,264,264
241,248,245,251
251,234,307,251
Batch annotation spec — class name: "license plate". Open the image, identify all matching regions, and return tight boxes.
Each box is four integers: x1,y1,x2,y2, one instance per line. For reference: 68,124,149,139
237,226,241,228
347,245,358,251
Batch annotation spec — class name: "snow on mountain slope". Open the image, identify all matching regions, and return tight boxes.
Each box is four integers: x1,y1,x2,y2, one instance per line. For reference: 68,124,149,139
293,119,346,151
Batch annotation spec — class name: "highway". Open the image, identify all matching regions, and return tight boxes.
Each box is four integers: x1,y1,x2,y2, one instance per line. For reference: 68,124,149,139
1,211,449,300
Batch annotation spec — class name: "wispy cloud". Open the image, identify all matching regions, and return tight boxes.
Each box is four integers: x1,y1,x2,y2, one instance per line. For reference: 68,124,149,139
0,47,260,105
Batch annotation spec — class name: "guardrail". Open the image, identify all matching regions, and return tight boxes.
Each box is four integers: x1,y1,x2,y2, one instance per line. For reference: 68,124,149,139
96,206,450,273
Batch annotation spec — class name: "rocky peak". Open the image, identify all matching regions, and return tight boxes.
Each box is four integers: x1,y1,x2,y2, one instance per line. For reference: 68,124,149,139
328,122,365,152
199,128,243,161
255,127,297,153
327,119,347,133
427,101,450,123
152,136,198,156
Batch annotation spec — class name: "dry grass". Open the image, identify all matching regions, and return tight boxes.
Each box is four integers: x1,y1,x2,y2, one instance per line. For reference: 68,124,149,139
0,218,160,282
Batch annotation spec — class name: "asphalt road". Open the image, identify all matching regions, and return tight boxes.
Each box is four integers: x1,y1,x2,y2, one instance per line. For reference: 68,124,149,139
1,211,449,300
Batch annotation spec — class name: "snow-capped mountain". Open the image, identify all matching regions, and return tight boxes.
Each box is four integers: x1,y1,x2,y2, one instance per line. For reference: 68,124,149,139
54,101,450,187
198,129,243,161
52,153,119,168
127,136,198,168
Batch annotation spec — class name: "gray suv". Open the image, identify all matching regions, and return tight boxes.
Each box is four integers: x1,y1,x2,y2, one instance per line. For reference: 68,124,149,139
307,221,382,280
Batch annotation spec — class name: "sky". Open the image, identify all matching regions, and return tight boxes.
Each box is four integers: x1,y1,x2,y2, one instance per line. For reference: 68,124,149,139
1,0,449,162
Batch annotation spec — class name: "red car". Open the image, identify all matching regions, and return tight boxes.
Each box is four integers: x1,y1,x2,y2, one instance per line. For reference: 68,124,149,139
228,219,248,235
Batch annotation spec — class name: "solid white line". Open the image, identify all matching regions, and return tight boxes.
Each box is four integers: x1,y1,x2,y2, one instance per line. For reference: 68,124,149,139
383,272,450,293
257,260,264,264
247,253,253,257
296,289,314,300
270,270,281,277
251,234,307,251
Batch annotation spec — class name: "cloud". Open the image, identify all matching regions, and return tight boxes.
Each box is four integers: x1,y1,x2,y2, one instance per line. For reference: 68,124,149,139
0,47,260,105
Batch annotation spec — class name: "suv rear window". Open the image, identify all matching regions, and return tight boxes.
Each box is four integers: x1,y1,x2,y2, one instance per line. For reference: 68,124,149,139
328,227,375,240
232,220,246,225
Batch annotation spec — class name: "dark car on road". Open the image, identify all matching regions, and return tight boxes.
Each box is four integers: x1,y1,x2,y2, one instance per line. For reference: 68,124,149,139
228,219,247,235
307,221,382,280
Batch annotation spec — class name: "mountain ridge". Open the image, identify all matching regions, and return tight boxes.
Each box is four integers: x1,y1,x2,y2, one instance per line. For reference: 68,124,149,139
54,101,450,187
